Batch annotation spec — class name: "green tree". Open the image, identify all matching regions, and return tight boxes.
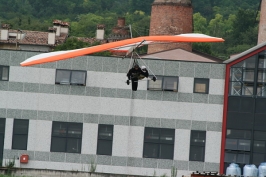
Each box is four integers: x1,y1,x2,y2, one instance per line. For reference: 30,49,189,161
54,38,111,56
231,8,258,45
54,37,90,51
193,12,208,33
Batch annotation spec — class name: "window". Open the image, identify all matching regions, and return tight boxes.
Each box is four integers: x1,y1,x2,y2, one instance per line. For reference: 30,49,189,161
0,65,9,81
224,129,251,166
194,78,209,94
229,53,266,97
51,122,83,153
55,69,87,85
143,127,175,159
0,118,5,166
148,76,178,91
12,119,29,150
252,131,266,166
189,130,206,162
97,124,113,155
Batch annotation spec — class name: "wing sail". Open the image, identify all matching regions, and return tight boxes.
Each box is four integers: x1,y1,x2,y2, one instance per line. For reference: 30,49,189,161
21,34,224,66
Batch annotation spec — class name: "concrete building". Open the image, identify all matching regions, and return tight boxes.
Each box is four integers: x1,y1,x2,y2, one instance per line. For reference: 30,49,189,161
0,49,225,176
0,20,69,52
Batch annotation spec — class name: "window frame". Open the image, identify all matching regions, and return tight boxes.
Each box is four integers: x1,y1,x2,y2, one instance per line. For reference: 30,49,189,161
189,130,206,162
143,127,175,160
0,65,9,81
193,78,209,94
147,75,179,92
97,124,114,156
50,121,83,153
12,119,29,150
55,69,87,86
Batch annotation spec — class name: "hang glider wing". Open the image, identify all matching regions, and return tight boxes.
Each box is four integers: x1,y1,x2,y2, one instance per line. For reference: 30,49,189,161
20,34,224,66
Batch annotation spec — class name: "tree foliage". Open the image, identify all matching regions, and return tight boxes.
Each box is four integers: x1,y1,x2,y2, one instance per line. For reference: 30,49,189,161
0,0,262,59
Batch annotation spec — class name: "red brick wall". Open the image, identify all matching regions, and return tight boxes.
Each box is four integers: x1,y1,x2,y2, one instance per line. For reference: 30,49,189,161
148,3,193,53
258,0,266,44
117,17,126,27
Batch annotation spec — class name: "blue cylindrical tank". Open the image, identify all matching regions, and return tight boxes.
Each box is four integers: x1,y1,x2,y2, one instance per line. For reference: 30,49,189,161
258,162,266,177
226,163,241,176
244,164,258,177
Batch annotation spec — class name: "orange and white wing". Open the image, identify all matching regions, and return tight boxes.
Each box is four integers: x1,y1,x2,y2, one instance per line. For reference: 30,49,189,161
20,34,224,66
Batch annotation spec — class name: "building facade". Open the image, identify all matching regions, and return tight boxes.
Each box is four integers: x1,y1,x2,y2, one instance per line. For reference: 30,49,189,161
0,49,225,176
221,42,266,173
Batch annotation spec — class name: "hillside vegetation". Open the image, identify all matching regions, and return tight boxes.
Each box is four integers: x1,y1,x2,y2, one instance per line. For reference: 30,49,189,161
0,0,262,59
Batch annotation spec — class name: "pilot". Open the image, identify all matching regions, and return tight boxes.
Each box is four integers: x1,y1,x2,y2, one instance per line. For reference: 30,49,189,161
126,64,146,91
138,66,149,80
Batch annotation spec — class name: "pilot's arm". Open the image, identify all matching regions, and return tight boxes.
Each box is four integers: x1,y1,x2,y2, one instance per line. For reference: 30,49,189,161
127,69,132,80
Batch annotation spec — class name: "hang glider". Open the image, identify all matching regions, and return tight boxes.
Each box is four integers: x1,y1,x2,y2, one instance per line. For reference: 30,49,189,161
20,33,224,66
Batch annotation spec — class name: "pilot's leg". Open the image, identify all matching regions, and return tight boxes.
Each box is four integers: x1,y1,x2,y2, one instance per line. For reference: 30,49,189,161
132,78,138,91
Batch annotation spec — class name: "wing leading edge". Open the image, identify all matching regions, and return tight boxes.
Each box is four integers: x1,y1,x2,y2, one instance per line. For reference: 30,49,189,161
20,34,224,66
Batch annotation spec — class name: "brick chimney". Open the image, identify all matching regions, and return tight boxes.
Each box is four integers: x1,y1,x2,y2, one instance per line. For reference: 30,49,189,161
148,0,193,54
117,17,126,27
258,0,266,44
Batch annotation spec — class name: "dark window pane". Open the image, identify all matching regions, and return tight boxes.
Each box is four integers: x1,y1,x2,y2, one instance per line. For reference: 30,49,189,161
256,84,266,97
13,119,29,134
194,78,209,94
144,128,160,143
230,68,242,82
98,125,113,140
1,66,9,81
51,122,83,153
230,82,242,96
160,144,174,159
97,140,112,155
143,127,175,159
0,119,5,134
224,152,237,163
242,83,254,96
66,138,81,153
191,131,206,146
143,143,159,158
243,69,254,82
68,123,82,138
253,141,266,153
148,76,163,90
225,139,238,150
254,131,266,140
226,129,251,139
238,139,250,151
189,146,205,161
258,51,266,68
244,56,256,68
253,153,265,166
52,122,67,137
0,135,4,157
12,135,27,150
51,137,66,152
163,77,178,91
257,70,266,82
55,70,71,84
237,153,249,164
160,129,175,143
71,71,86,85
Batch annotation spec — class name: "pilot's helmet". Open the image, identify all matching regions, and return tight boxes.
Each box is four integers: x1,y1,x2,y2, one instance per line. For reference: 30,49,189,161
141,66,146,70
134,64,139,68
